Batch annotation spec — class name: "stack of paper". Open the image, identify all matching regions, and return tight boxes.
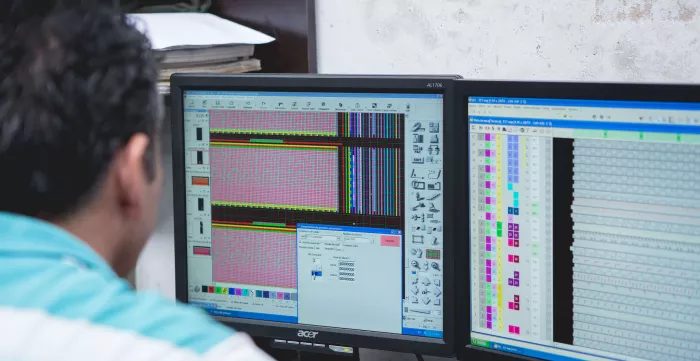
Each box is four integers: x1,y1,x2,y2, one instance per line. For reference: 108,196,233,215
128,13,275,94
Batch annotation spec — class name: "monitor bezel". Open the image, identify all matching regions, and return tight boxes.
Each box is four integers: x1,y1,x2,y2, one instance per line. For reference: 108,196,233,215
456,80,700,361
170,74,459,357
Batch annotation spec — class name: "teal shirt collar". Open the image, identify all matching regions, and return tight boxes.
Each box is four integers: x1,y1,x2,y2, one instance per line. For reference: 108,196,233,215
0,212,116,277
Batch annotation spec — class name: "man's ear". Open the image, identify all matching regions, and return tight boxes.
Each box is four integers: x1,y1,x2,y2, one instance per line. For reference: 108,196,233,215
114,134,150,219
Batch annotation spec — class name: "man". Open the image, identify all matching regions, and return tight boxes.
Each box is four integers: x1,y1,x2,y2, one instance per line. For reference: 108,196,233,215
0,3,272,360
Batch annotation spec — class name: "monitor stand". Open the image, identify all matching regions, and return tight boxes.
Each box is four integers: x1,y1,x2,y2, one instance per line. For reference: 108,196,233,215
255,337,360,361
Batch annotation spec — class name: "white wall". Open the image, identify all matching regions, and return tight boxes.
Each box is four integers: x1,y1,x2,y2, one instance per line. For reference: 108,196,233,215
316,0,700,82
135,112,176,299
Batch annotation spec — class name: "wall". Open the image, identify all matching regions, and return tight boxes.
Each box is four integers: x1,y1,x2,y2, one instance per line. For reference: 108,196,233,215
316,0,700,82
135,107,176,299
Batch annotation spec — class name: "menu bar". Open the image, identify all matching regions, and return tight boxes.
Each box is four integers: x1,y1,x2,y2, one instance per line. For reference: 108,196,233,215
469,103,700,126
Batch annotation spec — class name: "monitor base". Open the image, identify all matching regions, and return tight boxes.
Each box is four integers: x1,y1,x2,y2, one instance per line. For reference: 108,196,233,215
255,337,360,361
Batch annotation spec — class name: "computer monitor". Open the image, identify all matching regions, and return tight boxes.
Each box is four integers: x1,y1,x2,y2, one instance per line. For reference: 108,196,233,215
458,81,700,361
171,74,457,356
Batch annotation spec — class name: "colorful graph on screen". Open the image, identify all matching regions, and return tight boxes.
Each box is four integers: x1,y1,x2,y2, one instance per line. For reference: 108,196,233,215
209,109,337,136
341,147,402,216
475,133,522,333
338,112,403,139
211,223,297,289
210,141,339,212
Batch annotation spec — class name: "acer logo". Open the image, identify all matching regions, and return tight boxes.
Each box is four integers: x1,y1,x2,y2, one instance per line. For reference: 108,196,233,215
298,330,319,339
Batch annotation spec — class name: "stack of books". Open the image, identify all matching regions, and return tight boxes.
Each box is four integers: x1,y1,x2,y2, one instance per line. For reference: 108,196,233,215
157,44,262,93
129,13,275,94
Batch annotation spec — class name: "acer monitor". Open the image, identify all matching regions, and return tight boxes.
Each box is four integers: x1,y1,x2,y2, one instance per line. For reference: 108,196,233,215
171,74,459,357
457,80,700,361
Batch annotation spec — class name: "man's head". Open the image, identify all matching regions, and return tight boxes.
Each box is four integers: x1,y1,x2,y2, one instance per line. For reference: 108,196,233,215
0,4,164,276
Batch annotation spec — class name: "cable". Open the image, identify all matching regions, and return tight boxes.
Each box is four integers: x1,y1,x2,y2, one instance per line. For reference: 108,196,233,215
415,354,425,361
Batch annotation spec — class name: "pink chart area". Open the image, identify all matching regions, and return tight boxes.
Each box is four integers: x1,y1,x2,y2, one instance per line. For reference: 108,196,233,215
212,228,297,289
209,109,337,135
210,146,339,211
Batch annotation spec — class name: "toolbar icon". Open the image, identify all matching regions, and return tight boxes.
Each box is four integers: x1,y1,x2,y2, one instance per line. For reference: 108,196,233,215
412,181,426,190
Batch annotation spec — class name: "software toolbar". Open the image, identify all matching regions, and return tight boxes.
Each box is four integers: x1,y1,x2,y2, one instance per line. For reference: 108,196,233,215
184,91,419,114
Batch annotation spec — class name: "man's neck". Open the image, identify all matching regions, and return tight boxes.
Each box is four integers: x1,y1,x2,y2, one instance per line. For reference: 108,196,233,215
53,207,123,275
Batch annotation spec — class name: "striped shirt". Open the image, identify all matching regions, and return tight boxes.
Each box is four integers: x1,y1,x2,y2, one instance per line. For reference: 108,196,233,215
0,212,272,361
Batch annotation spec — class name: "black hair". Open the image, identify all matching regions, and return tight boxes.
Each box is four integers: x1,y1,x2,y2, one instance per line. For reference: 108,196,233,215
0,3,162,219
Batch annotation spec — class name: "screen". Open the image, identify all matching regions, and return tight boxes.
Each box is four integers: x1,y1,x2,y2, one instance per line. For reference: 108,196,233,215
468,96,700,360
183,90,445,338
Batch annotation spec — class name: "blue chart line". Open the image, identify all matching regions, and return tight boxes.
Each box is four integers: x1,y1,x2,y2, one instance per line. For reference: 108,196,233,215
342,147,401,216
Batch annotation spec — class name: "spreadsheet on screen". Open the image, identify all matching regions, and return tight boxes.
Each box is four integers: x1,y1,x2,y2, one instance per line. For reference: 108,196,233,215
182,90,446,338
467,97,700,361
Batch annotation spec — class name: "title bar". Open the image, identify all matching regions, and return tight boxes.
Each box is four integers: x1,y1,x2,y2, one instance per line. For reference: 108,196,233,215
469,97,700,111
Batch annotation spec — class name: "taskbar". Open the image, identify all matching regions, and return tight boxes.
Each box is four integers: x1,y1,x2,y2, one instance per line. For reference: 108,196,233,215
193,304,443,339
469,336,629,361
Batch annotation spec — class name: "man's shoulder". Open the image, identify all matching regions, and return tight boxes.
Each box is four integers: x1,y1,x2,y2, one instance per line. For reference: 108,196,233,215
0,257,271,360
